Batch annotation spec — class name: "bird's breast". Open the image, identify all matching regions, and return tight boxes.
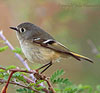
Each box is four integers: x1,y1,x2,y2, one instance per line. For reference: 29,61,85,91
20,40,60,64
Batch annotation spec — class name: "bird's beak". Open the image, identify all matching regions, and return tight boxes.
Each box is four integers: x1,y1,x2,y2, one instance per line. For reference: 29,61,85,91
9,27,19,32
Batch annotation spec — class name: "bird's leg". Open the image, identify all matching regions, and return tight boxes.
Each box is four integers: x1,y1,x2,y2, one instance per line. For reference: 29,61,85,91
36,62,52,71
40,61,52,74
36,61,52,74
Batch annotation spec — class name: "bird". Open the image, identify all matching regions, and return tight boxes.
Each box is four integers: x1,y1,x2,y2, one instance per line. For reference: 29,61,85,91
10,22,93,73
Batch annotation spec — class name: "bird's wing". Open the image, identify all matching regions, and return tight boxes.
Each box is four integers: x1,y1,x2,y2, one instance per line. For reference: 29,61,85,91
32,38,69,52
32,38,93,63
32,38,82,61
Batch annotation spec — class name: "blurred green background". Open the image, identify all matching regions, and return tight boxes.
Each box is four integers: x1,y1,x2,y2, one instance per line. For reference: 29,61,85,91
0,0,100,92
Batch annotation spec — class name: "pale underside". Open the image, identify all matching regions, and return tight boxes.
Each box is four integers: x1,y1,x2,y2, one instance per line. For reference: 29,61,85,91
20,40,69,64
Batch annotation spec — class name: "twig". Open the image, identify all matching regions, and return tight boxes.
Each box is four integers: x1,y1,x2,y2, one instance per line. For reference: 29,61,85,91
34,73,55,93
0,67,35,74
1,71,16,93
0,67,50,93
0,79,39,93
45,79,55,93
21,75,34,83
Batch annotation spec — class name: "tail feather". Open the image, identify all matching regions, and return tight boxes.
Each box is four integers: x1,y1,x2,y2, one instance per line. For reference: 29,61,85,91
69,52,93,63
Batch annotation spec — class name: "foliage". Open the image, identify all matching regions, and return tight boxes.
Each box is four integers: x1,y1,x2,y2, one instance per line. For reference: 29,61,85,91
16,88,34,93
0,66,100,93
0,45,22,54
12,47,23,54
0,46,8,52
50,69,100,93
0,0,99,92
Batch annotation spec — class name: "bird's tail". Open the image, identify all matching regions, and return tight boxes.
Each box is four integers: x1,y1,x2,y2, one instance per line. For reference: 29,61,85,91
69,52,93,63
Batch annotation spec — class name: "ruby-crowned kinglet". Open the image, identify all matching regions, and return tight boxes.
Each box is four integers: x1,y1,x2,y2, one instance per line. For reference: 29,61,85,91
10,22,93,73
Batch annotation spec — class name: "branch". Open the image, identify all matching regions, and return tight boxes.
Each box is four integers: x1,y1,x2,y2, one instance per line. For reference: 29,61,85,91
34,73,55,93
0,79,39,93
0,67,35,74
0,67,51,93
1,71,16,93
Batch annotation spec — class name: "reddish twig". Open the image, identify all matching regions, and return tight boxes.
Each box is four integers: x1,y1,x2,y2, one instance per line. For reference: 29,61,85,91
1,71,16,93
0,79,39,93
0,67,35,74
45,79,55,93
34,73,55,93
0,67,51,93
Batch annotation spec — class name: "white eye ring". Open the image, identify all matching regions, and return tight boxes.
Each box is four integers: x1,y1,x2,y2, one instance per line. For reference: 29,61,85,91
20,28,26,33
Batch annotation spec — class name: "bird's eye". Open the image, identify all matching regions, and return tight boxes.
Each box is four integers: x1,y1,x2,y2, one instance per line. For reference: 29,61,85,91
20,28,26,33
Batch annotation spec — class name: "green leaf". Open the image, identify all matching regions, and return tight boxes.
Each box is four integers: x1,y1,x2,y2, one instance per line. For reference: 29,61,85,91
6,65,16,70
27,89,34,93
53,78,63,84
78,84,91,89
13,72,21,77
35,80,44,86
77,84,92,92
29,83,35,87
50,69,64,83
16,88,25,92
0,73,4,78
52,77,71,85
35,86,44,91
54,88,61,92
4,75,9,80
53,78,65,84
64,87,77,93
0,46,8,52
23,88,27,91
13,72,27,83
0,69,5,72
12,47,23,54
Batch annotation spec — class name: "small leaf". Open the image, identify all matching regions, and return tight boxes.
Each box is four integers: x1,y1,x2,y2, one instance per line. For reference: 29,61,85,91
16,88,25,92
6,65,16,70
0,73,4,78
35,86,44,91
0,46,8,52
35,80,44,86
52,77,70,85
0,69,5,72
4,75,9,80
54,88,61,92
29,83,35,87
23,88,27,91
12,47,23,54
13,72,27,83
13,72,21,77
50,69,64,83
77,84,92,92
27,89,34,93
